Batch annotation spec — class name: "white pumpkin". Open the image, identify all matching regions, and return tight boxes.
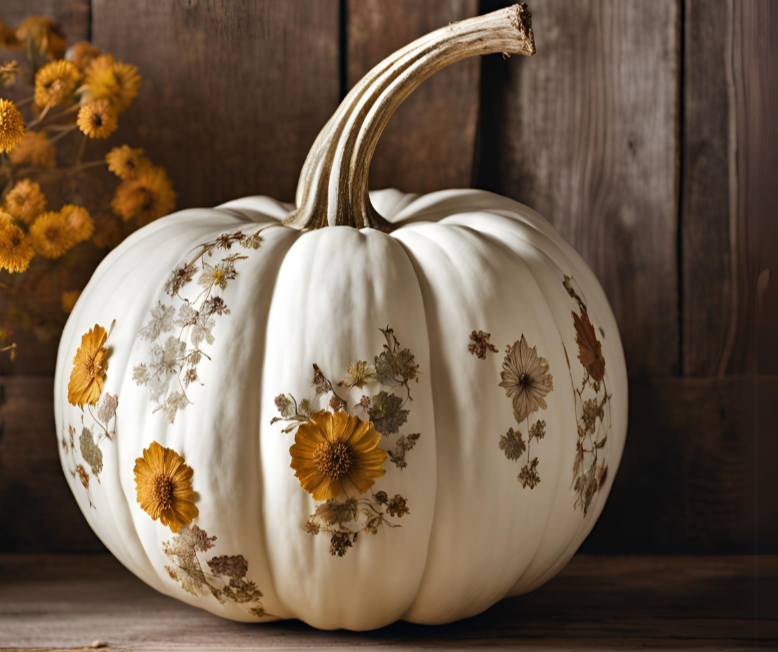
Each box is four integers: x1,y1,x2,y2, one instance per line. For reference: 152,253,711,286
55,5,627,630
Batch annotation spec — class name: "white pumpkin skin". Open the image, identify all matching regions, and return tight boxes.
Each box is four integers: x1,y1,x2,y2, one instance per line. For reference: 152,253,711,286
55,188,627,629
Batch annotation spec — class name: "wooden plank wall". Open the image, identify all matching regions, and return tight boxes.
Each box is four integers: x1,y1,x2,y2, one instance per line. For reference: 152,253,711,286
0,0,775,554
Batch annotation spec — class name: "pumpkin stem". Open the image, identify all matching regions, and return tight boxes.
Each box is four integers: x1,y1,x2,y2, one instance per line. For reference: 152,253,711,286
284,3,536,231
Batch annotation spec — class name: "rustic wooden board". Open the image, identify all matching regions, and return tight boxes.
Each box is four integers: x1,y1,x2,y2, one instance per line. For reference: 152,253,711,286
477,0,680,378
347,0,481,193
724,1,778,376
581,376,777,554
681,0,735,376
0,554,774,649
0,376,773,555
90,0,341,209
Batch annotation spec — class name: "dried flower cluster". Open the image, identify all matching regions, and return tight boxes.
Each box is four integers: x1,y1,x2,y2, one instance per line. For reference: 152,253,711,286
61,321,119,508
0,13,175,344
563,275,611,515
163,524,269,618
496,334,553,489
133,227,267,423
273,326,419,557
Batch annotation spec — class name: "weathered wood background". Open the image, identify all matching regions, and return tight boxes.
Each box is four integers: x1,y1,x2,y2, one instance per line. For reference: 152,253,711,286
0,0,775,555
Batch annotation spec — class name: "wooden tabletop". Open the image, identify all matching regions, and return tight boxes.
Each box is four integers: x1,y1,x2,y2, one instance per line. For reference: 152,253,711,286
0,555,774,651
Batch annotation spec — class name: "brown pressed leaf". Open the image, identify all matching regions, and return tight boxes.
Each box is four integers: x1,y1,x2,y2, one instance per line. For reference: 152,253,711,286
572,310,606,381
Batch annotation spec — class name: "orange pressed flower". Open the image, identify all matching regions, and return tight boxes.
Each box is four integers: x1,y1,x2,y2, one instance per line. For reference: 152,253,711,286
290,410,387,501
68,324,108,407
134,441,199,533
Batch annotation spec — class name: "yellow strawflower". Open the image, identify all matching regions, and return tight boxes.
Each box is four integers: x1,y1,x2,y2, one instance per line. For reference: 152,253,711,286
106,145,148,179
29,211,75,259
112,166,176,225
77,99,118,139
0,98,24,153
35,60,81,108
83,54,140,113
0,212,34,273
60,204,94,243
67,41,101,70
16,16,66,60
4,179,46,224
8,131,55,168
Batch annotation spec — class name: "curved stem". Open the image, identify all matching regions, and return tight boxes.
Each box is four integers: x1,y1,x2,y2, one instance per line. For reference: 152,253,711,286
285,3,535,231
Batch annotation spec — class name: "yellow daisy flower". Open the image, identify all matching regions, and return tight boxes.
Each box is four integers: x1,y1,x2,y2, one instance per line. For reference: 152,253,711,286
8,131,56,168
34,60,81,108
106,145,148,179
68,323,108,407
0,98,24,153
67,41,101,70
134,442,199,533
29,211,75,259
83,54,140,113
4,179,46,224
16,16,66,60
77,99,118,139
0,214,34,273
290,410,387,501
60,204,94,243
112,165,176,225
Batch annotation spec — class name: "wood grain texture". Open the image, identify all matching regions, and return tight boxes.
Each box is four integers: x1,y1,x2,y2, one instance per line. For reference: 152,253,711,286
90,0,341,209
0,377,103,554
724,1,778,375
681,0,735,376
347,0,481,193
0,554,774,649
0,376,772,555
477,0,680,378
581,376,777,554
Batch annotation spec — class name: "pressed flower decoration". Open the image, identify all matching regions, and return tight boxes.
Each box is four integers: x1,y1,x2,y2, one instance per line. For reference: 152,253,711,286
496,335,554,489
289,411,387,501
67,323,109,407
134,441,269,617
475,274,612,508
0,13,175,347
273,326,419,557
61,316,269,617
563,275,612,515
61,321,118,508
133,227,267,423
134,441,198,533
